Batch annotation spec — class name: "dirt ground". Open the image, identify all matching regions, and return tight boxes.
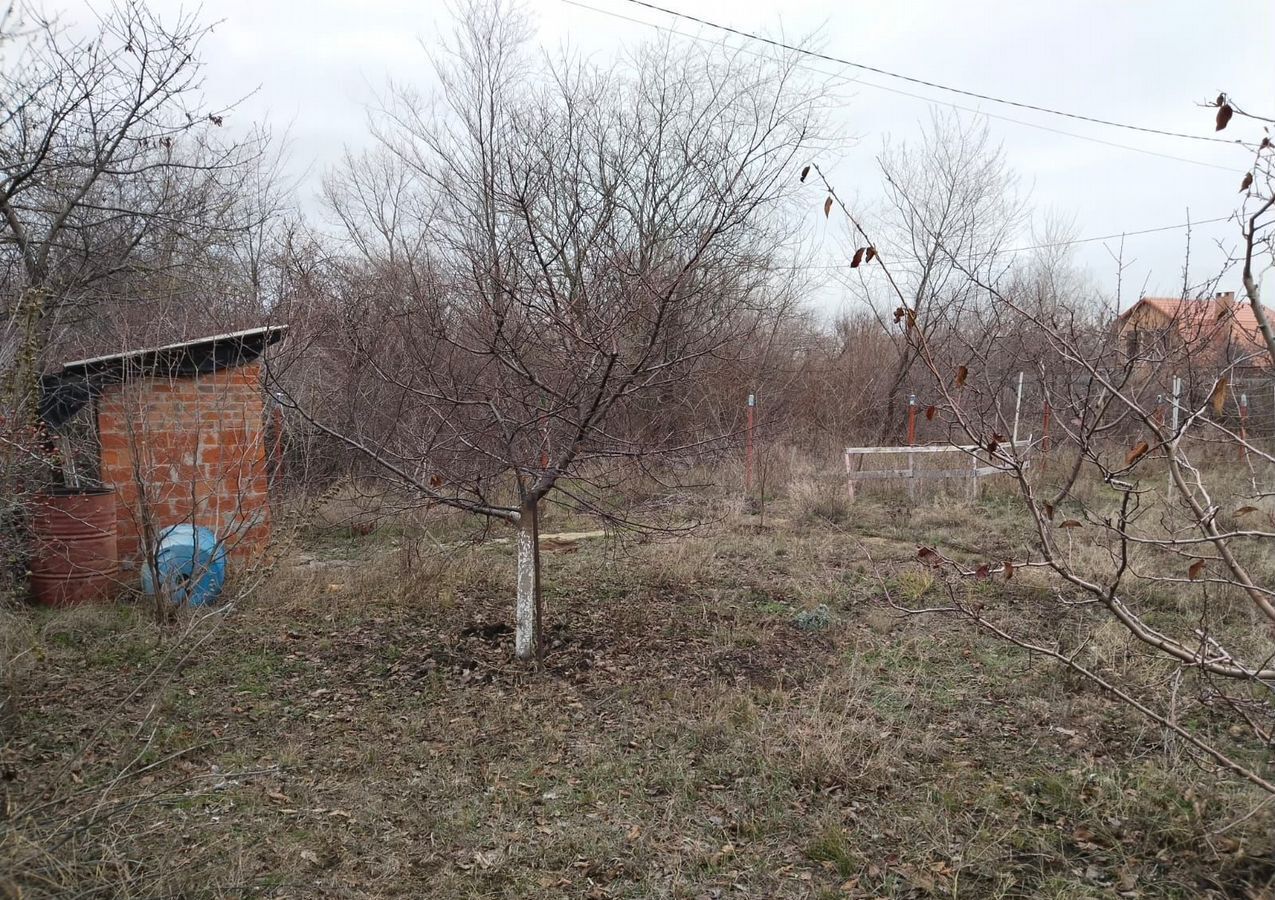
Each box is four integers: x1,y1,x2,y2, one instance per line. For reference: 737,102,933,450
3,489,1274,898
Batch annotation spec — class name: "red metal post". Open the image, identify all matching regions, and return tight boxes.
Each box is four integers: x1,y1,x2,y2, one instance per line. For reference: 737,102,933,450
906,394,918,446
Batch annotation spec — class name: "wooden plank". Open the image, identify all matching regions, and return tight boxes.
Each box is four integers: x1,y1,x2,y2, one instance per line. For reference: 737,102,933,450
846,469,916,480
844,443,979,455
846,467,1008,482
845,464,1016,481
843,439,1032,456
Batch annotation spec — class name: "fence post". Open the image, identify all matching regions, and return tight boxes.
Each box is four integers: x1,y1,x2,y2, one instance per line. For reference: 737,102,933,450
1170,376,1181,434
745,392,755,492
1011,371,1024,447
907,394,917,499
844,449,856,503
1168,376,1182,501
1239,393,1249,462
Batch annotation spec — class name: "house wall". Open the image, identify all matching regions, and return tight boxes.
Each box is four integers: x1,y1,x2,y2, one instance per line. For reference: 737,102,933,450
97,362,270,570
1117,305,1172,353
1119,304,1172,333
1118,302,1228,371
1117,306,1169,380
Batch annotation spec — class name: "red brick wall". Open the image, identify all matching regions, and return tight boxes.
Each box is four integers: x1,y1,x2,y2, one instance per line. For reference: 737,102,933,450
97,362,270,571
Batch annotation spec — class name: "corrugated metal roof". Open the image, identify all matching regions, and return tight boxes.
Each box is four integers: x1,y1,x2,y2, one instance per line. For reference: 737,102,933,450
59,325,287,374
41,325,287,427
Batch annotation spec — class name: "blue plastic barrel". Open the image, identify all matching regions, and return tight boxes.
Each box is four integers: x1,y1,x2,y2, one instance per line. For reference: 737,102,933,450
141,525,228,606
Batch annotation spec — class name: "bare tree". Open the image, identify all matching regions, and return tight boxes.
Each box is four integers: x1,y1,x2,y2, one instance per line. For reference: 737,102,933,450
276,0,825,661
823,98,1275,794
0,1,268,373
848,112,1023,444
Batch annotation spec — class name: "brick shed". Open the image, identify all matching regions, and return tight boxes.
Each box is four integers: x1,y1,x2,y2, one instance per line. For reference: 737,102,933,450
43,326,286,572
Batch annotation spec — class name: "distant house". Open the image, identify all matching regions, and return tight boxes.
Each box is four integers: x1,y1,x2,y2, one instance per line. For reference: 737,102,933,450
1115,292,1274,373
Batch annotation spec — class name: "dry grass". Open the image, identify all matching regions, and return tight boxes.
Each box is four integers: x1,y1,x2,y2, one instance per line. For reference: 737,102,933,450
0,603,37,730
2,472,1274,898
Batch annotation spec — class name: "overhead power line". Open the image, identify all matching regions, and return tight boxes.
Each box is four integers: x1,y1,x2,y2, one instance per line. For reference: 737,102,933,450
609,0,1244,148
557,2,1241,270
564,0,1237,173
757,215,1235,273
997,215,1233,256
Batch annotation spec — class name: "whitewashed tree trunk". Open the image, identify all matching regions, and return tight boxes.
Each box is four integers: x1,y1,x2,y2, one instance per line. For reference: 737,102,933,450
514,501,542,661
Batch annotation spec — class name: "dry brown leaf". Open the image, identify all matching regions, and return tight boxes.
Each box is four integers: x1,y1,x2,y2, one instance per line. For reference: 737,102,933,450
925,405,937,421
800,165,810,183
1125,441,1150,466
1188,559,1206,580
1216,103,1233,131
851,247,866,268
1116,869,1138,892
1240,171,1254,192
865,246,877,262
955,365,968,388
823,196,833,217
1215,835,1241,854
1060,519,1082,528
1234,505,1260,517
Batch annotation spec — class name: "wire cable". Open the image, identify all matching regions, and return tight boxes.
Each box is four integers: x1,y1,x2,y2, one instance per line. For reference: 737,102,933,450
561,0,1240,173
610,0,1245,148
998,215,1233,255
756,215,1235,272
557,1,1241,272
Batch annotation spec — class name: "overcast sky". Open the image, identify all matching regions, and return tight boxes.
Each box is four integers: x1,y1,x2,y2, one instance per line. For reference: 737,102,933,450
60,0,1275,312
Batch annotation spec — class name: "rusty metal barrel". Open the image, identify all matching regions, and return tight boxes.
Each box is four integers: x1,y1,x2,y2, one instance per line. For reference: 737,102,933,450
29,488,119,606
